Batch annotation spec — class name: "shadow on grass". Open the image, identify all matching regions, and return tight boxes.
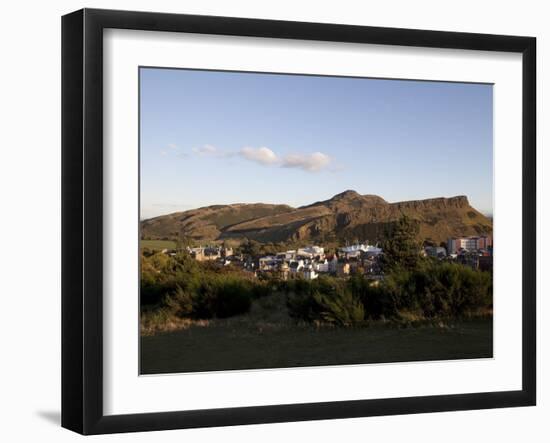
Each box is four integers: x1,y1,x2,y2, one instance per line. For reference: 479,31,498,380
141,317,493,375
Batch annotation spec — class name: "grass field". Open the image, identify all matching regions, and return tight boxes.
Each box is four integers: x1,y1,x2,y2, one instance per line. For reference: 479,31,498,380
140,239,177,250
140,295,493,374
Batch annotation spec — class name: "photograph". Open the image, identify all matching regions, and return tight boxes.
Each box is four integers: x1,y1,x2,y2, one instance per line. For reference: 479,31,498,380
139,67,494,374
0,0,543,439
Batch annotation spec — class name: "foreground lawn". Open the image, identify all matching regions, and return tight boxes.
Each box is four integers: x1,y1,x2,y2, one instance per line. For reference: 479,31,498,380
140,316,493,374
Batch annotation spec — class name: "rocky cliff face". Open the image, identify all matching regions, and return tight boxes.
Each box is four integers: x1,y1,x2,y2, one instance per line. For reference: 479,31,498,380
141,191,492,245
392,195,470,211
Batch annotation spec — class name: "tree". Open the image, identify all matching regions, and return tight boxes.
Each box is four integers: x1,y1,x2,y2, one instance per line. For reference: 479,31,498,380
381,215,422,271
241,238,261,257
176,234,192,250
260,242,277,255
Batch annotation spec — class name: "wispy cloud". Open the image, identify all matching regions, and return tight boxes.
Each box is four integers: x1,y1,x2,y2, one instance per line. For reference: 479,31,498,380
238,147,332,172
180,143,336,173
239,146,279,165
160,143,188,158
281,152,331,172
192,144,218,156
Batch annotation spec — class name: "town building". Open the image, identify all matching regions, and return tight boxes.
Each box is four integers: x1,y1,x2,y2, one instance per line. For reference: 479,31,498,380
447,236,492,254
425,246,447,258
289,260,305,274
339,243,382,259
327,254,339,274
303,266,319,280
314,259,330,273
336,261,350,277
188,246,221,261
278,262,290,280
259,255,279,271
297,246,325,259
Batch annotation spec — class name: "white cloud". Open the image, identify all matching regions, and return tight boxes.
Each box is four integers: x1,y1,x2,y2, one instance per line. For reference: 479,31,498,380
160,143,189,158
192,144,219,156
189,144,334,173
239,146,279,165
282,152,331,172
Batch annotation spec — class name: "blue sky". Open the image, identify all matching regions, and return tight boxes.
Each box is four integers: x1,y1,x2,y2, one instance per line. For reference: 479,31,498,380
140,68,493,220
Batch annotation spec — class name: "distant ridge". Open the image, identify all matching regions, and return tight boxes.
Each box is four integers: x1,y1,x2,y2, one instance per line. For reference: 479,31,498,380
141,191,492,244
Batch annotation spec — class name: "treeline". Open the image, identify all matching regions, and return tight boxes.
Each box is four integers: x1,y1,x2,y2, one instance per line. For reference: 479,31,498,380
141,252,269,319
141,215,492,332
141,252,492,331
283,262,492,327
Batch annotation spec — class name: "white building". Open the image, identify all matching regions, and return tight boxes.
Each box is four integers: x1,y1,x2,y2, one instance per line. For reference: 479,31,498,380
339,244,382,258
276,250,295,261
289,259,305,273
363,245,383,257
258,255,279,271
314,259,329,273
297,246,325,258
303,268,319,280
328,255,339,273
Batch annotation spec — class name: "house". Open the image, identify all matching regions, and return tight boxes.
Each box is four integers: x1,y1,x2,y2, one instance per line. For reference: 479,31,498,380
336,261,350,277
259,255,279,271
277,261,290,280
327,254,339,274
425,246,447,258
297,246,325,259
314,259,329,273
340,244,382,259
221,246,234,258
457,251,480,270
277,250,296,261
303,267,318,280
363,245,383,258
189,246,221,261
447,236,492,254
289,259,305,274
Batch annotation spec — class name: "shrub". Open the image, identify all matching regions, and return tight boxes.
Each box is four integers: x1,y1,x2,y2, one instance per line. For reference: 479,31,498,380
209,277,253,318
141,251,261,319
313,287,365,326
349,275,397,320
165,285,194,317
287,276,364,326
286,291,321,322
383,262,492,318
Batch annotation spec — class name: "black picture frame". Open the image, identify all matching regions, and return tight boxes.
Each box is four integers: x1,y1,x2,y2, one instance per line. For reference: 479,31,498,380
62,8,536,435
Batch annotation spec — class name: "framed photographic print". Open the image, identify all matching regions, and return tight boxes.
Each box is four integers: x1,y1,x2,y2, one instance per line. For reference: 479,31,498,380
61,8,536,435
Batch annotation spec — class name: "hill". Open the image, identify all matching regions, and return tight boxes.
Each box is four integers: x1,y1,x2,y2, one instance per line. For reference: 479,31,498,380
141,203,294,243
141,191,492,245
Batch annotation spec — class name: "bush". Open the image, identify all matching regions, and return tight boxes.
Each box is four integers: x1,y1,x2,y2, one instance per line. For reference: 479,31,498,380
141,247,492,329
287,276,364,326
194,276,253,319
286,291,320,322
286,264,492,325
165,285,194,317
383,262,492,318
141,251,260,319
349,275,397,320
313,287,365,326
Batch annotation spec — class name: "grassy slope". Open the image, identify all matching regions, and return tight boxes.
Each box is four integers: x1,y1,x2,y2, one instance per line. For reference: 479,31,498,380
140,318,493,374
140,239,177,250
141,203,294,242
140,294,492,374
